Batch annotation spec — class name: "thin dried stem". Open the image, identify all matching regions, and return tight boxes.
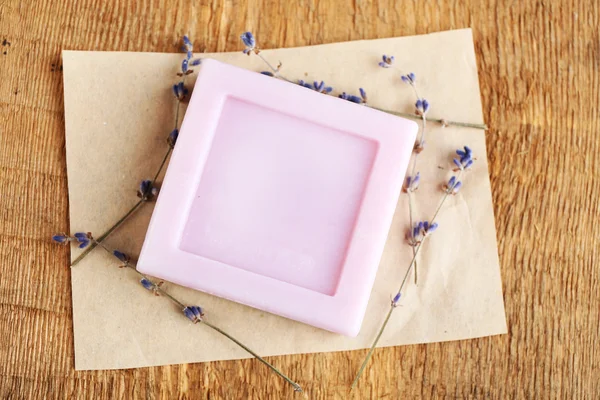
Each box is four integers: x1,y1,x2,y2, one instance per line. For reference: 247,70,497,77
70,76,185,267
93,241,303,393
351,182,460,388
71,200,144,266
250,53,487,130
372,107,487,130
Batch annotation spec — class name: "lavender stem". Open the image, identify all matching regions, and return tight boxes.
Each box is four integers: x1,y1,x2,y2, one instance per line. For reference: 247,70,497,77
94,241,303,393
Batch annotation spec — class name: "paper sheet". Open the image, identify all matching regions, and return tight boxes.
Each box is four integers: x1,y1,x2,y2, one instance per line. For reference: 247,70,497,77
62,28,507,370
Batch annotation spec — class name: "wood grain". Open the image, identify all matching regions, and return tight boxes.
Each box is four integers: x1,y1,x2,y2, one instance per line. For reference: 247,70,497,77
1,0,598,398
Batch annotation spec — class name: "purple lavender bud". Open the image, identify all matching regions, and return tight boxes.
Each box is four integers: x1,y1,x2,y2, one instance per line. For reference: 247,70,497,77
379,54,394,68
464,146,473,158
452,181,463,193
183,35,192,47
168,128,179,148
73,232,90,248
453,158,463,169
298,80,312,89
457,146,473,163
448,176,456,188
113,250,129,262
139,180,151,196
240,32,256,49
359,88,367,102
412,172,420,189
416,99,430,113
52,234,68,244
392,292,401,305
181,59,189,73
347,95,363,104
408,72,415,82
427,222,439,233
413,225,421,239
190,58,202,66
314,81,325,92
140,278,154,291
180,82,188,96
464,159,474,169
339,92,349,100
260,71,274,76
173,82,187,99
183,305,203,322
324,86,333,93
423,221,430,231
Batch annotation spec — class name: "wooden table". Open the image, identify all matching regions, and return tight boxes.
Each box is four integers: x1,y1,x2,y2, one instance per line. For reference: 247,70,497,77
1,0,598,398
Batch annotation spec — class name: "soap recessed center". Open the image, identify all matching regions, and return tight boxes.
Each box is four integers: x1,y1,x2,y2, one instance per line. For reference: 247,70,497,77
179,97,377,295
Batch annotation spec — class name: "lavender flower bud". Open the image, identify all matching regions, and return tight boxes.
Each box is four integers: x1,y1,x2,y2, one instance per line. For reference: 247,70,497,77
183,305,203,323
452,181,463,194
172,81,188,100
359,88,367,102
392,292,401,306
240,32,256,50
181,59,189,74
415,98,430,114
260,71,274,77
52,234,68,244
401,73,416,85
426,222,439,234
113,250,129,263
73,232,90,249
190,58,202,66
453,158,463,170
412,225,421,240
137,180,157,201
410,172,420,191
168,128,179,148
378,54,395,68
140,278,154,291
448,176,456,188
297,80,313,89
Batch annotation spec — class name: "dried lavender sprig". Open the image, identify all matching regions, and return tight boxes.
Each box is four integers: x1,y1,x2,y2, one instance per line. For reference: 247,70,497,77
70,39,193,267
351,149,474,388
241,34,487,131
350,239,426,389
240,32,292,83
95,242,303,393
70,200,144,266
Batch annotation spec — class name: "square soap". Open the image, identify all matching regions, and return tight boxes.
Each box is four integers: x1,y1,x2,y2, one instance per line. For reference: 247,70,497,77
137,59,417,336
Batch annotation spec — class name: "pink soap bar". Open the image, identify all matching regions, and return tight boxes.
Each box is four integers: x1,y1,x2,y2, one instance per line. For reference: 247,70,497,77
137,59,417,336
